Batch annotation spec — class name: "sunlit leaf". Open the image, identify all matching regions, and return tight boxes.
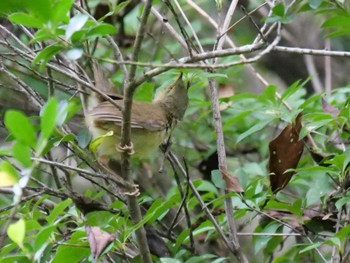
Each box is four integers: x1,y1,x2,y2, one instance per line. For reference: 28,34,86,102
4,110,36,148
66,14,88,39
7,218,25,248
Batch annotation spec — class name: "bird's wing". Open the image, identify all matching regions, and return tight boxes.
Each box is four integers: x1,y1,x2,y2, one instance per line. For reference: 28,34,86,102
87,100,168,131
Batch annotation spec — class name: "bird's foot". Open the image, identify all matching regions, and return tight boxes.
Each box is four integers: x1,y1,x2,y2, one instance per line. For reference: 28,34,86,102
124,184,140,196
117,142,135,155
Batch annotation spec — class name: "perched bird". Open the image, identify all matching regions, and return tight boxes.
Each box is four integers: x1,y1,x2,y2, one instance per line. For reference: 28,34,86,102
85,64,189,164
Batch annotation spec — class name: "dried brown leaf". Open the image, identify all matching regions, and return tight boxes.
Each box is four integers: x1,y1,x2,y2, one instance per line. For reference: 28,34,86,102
86,226,116,260
269,113,304,193
221,169,244,193
321,97,339,116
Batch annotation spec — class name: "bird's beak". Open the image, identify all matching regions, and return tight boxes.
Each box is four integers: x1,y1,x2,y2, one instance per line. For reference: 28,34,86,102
167,72,183,91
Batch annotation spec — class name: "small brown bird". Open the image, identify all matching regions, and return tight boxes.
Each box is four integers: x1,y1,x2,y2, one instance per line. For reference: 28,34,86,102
85,65,189,163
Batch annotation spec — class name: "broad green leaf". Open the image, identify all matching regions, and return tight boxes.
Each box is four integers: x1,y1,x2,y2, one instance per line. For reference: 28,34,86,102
31,28,63,43
7,218,26,248
254,222,281,254
272,3,285,17
335,195,350,210
56,100,69,126
89,131,114,152
66,14,88,39
195,180,218,195
32,44,64,71
47,199,72,224
236,117,273,143
34,225,56,251
336,225,350,240
52,245,90,263
51,0,73,25
4,110,36,148
281,80,302,100
211,169,226,189
86,23,117,38
0,161,19,187
64,99,82,123
134,82,154,102
9,12,42,28
77,129,92,149
40,97,58,139
324,237,341,248
299,242,322,253
13,142,32,167
260,85,277,104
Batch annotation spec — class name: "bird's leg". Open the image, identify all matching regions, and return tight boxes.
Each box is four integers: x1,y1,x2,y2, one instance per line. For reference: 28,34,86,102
98,156,139,196
158,135,173,173
117,142,135,155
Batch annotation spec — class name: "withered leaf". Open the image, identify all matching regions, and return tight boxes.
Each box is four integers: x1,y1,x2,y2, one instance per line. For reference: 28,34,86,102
86,226,116,260
221,168,244,193
321,97,339,116
269,113,304,193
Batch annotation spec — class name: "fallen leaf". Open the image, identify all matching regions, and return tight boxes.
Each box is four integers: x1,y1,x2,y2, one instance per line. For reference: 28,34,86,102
86,226,116,260
269,113,304,193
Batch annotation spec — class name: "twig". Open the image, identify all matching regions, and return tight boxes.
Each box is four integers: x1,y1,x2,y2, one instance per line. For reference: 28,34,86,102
119,1,154,262
330,209,342,263
209,2,248,262
73,4,128,78
0,59,44,108
324,39,332,96
304,55,323,93
167,151,236,255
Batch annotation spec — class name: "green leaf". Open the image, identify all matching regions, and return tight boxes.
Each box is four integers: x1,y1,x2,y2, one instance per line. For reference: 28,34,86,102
0,161,20,187
211,169,226,189
134,82,154,102
272,3,286,17
7,218,26,248
299,242,322,253
32,44,64,71
114,0,131,15
9,12,42,28
335,225,350,240
260,85,277,104
13,142,32,167
51,0,73,25
195,180,218,195
66,14,88,39
77,128,92,149
89,131,114,152
236,117,273,143
34,225,56,252
40,97,58,139
281,80,302,100
64,99,81,123
47,199,72,224
253,222,281,254
86,23,117,38
52,245,90,263
335,195,350,210
4,110,36,148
